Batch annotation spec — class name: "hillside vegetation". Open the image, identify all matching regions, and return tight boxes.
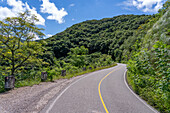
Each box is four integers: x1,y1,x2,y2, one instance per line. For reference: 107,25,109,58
0,1,169,112
44,2,169,112
127,2,170,113
45,15,152,62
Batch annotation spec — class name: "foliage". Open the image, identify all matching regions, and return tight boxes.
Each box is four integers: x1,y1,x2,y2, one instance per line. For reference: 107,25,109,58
67,46,89,67
158,0,170,15
0,67,5,92
127,3,170,112
65,46,113,68
0,3,169,113
0,11,45,77
127,41,170,112
45,15,152,62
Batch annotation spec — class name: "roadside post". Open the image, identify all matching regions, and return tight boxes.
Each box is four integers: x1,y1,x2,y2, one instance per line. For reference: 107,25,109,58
61,70,66,76
5,76,15,90
41,72,47,82
83,67,86,71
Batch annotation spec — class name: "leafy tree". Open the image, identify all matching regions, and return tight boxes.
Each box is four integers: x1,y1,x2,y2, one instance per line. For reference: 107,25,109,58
0,11,45,77
69,46,88,55
67,46,88,67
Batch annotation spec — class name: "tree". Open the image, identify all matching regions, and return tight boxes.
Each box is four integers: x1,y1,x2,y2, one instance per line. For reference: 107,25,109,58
67,46,88,67
0,11,45,77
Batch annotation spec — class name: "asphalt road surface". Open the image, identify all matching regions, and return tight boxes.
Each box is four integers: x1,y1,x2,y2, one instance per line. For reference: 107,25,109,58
41,64,158,113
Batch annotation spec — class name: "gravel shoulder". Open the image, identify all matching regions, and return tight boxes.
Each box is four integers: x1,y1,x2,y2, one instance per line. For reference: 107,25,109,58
0,75,84,113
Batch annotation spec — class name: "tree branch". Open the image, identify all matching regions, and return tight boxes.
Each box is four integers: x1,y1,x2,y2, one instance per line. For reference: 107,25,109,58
14,52,31,71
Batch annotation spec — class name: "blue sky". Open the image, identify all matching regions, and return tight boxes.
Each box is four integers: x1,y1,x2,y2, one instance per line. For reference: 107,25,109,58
0,0,166,39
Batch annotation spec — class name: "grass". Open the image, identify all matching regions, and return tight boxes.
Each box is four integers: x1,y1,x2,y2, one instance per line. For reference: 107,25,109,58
59,64,117,80
1,63,117,93
47,63,117,82
15,78,41,88
126,71,139,94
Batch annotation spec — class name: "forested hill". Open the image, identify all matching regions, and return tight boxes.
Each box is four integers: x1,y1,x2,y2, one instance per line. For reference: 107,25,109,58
45,14,152,61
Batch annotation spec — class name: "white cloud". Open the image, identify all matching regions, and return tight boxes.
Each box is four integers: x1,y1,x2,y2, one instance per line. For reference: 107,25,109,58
7,0,25,13
46,34,52,37
43,34,52,39
69,4,75,7
122,0,166,12
0,7,15,20
25,3,45,26
0,0,45,25
40,0,68,24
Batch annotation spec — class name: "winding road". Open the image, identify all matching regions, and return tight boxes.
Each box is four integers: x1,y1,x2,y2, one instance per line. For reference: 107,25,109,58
40,64,158,113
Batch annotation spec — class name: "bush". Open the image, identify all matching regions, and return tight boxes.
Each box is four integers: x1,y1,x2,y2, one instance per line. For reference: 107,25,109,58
127,41,170,113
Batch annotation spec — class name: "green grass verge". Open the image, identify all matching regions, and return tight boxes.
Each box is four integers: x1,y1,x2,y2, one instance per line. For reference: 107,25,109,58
15,78,41,88
126,71,139,94
1,63,117,93
60,63,117,80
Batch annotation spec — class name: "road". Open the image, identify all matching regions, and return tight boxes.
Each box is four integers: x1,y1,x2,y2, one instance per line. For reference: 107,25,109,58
40,64,158,113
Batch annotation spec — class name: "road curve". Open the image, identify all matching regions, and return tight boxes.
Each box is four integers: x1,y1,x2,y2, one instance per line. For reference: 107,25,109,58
40,64,158,113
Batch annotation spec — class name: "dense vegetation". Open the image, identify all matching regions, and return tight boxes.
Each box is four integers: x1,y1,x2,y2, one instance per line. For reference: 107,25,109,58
0,11,46,91
45,14,152,62
127,1,170,113
0,1,169,112
0,12,114,92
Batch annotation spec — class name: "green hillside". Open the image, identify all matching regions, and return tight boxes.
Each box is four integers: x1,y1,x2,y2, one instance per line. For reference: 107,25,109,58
45,15,152,62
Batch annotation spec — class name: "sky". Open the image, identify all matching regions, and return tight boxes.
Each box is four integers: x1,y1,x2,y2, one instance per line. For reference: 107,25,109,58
0,0,167,39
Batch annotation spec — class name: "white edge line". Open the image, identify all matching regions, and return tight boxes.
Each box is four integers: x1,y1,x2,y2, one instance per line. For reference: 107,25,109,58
123,69,159,113
45,68,112,113
46,65,120,113
46,74,91,113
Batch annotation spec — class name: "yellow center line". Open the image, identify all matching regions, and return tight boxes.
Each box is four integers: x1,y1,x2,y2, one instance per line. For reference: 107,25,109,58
98,66,123,113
